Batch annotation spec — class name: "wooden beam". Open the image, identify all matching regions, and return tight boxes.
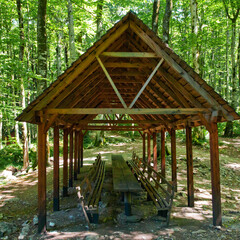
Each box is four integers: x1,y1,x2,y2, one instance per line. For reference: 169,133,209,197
101,52,159,58
53,126,60,212
63,129,68,197
38,123,47,233
209,122,222,226
104,62,152,68
171,128,177,191
129,21,234,121
69,131,73,187
78,127,144,131
129,58,164,108
147,133,151,164
96,56,127,108
45,108,211,115
161,129,166,178
186,126,194,207
77,119,165,124
153,132,157,172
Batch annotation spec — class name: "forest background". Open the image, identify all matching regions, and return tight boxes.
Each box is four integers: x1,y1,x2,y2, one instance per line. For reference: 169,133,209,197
0,0,240,170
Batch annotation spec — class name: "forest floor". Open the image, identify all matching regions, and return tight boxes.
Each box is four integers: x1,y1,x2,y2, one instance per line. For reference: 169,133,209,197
0,133,240,239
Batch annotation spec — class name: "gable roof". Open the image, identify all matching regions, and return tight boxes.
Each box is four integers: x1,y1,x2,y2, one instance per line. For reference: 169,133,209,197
17,11,239,131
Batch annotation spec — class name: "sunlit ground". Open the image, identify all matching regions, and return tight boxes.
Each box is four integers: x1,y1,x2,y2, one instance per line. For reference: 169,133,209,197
0,133,240,238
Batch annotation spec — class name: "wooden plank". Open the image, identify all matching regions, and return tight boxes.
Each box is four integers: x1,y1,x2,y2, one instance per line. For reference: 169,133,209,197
147,133,151,164
161,129,166,178
96,56,127,108
63,129,68,197
38,123,47,233
209,122,222,226
171,128,177,191
129,58,164,108
129,21,234,121
45,108,211,115
69,131,73,187
53,126,60,212
101,52,159,58
186,126,194,207
153,132,157,172
112,154,142,192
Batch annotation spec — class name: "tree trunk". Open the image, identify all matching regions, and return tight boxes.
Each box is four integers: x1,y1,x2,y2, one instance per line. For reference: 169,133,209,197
222,1,240,137
67,0,76,65
230,19,238,110
162,0,173,44
17,0,29,168
190,0,200,74
226,27,230,101
96,0,104,40
238,29,240,87
37,0,47,91
0,111,2,149
56,32,61,76
152,0,160,34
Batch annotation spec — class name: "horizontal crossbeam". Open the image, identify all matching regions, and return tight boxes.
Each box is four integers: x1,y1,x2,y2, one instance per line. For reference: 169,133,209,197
101,52,159,58
44,108,211,115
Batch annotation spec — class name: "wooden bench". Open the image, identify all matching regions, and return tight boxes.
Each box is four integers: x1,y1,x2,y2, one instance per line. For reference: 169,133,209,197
76,153,105,224
127,152,175,226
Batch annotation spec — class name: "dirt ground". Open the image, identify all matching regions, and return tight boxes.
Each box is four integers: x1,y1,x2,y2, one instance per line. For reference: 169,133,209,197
0,134,240,239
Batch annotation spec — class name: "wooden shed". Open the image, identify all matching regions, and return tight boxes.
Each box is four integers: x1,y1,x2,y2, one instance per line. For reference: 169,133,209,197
17,11,240,233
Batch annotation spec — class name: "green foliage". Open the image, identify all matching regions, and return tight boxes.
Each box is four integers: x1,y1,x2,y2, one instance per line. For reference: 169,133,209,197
0,144,23,170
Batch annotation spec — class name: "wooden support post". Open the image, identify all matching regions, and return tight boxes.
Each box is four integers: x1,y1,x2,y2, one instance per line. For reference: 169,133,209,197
209,122,222,226
81,132,83,168
186,126,194,207
171,129,177,191
63,129,68,197
147,133,151,164
161,129,166,178
69,130,73,187
74,131,78,180
142,133,146,162
38,123,47,233
53,126,59,212
153,132,157,172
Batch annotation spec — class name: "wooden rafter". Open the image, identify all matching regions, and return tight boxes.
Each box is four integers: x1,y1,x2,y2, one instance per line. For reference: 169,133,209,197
97,56,127,108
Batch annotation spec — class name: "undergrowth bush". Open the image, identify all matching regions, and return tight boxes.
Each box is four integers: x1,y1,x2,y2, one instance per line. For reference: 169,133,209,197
0,144,23,170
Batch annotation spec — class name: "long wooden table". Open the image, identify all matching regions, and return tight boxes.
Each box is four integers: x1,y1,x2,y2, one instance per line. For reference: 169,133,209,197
112,154,142,216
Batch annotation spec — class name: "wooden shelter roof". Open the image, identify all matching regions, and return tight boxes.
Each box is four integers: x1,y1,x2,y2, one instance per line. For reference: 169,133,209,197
17,11,239,132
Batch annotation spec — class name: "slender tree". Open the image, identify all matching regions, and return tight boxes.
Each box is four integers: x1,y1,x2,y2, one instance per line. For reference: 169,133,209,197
96,0,104,40
162,0,173,44
67,0,77,65
152,0,161,34
190,0,200,74
223,0,240,137
17,0,29,168
37,0,47,90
